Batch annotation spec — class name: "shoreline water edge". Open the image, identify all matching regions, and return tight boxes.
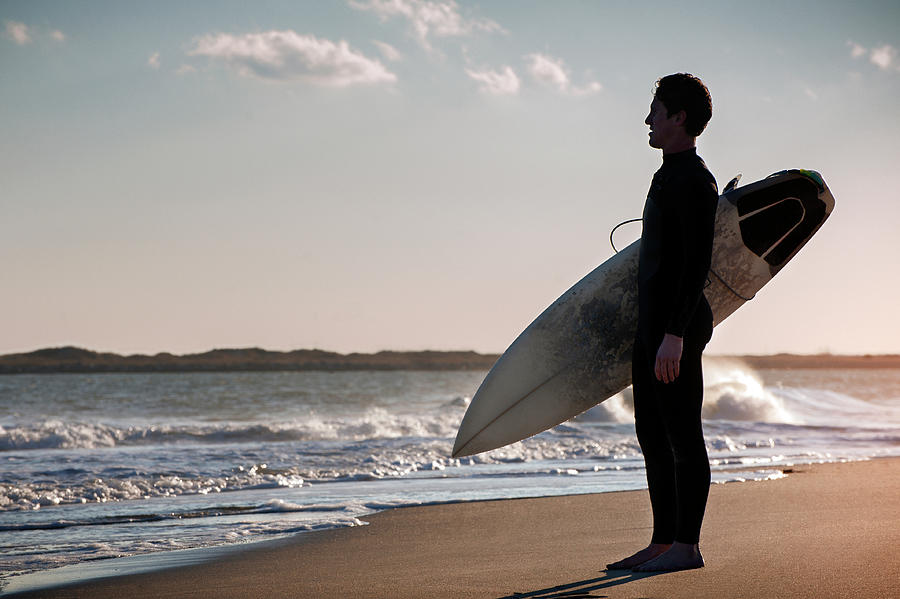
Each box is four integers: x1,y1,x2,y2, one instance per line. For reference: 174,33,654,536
4,458,900,598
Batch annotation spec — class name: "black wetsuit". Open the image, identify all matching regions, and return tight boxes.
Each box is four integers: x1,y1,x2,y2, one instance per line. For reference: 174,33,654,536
633,147,718,545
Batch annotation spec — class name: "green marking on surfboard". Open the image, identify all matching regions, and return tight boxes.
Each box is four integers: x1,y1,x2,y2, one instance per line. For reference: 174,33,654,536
795,169,825,190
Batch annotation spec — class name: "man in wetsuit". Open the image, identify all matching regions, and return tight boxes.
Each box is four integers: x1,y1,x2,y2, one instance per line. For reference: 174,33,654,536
607,73,718,572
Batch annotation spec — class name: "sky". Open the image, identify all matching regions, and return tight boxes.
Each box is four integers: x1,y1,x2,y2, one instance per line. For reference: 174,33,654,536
2,0,899,357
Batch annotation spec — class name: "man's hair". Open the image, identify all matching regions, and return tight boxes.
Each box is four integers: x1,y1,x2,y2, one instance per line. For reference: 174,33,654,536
654,73,712,137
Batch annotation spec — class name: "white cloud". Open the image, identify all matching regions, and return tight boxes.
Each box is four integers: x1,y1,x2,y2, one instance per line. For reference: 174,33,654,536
351,0,502,51
847,40,866,59
148,52,161,69
190,30,397,86
4,21,66,45
465,66,519,96
527,53,569,92
803,86,819,101
870,44,898,71
572,81,603,96
526,53,601,96
176,64,197,76
373,40,402,61
4,20,31,45
848,40,900,72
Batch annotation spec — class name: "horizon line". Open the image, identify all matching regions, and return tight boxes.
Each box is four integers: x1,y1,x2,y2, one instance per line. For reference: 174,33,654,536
3,345,900,359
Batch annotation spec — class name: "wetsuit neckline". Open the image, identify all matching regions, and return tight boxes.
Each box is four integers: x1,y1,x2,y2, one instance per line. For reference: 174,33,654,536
662,147,697,163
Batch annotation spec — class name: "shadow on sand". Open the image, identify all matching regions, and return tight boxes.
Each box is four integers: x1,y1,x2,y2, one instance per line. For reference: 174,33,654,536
497,569,665,599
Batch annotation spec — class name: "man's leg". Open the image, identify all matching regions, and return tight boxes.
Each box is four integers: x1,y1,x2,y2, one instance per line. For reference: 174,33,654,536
606,336,675,570
669,341,710,544
633,341,709,572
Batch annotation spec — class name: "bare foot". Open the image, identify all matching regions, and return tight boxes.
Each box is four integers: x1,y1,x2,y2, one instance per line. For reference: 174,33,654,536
632,542,704,572
606,543,672,570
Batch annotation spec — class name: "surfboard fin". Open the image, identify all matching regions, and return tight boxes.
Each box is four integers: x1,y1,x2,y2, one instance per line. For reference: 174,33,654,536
724,173,742,193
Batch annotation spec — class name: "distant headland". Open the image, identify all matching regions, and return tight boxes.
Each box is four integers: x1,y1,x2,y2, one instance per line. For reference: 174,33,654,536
0,346,500,374
0,347,898,374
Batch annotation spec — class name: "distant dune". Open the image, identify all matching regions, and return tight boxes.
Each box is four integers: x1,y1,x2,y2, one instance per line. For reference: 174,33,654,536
719,353,900,370
0,347,898,374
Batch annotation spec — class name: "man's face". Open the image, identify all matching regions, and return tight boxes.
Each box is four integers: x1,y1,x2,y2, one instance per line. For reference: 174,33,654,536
644,98,683,151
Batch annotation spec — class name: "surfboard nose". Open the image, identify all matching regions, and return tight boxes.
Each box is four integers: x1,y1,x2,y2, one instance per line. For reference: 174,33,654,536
451,437,467,459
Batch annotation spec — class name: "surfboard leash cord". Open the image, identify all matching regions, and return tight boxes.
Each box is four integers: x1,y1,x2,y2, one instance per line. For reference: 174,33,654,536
609,218,756,302
707,268,755,301
608,218,643,253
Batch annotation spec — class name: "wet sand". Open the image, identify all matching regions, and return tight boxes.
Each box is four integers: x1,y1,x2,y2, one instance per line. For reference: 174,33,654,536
7,458,900,598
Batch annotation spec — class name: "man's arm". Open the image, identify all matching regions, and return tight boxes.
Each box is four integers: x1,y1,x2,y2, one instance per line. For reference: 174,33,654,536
656,173,717,383
664,173,718,338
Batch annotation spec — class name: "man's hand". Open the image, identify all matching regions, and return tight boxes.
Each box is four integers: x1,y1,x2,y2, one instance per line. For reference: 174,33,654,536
655,333,683,384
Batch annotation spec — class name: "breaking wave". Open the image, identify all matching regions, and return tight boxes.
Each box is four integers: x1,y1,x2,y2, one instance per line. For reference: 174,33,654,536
0,407,466,451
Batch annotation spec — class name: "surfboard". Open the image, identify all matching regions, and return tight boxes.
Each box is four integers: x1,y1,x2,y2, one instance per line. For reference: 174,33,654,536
452,169,836,458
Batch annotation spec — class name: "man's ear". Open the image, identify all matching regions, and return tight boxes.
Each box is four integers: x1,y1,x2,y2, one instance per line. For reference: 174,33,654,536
673,109,687,127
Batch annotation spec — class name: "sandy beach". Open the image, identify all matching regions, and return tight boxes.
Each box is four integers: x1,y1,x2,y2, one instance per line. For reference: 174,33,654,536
5,457,898,599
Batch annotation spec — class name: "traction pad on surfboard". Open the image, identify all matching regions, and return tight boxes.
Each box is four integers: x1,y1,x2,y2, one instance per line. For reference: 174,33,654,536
735,171,827,269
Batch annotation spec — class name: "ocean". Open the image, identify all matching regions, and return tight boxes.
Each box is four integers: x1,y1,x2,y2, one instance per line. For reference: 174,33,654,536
2,361,900,592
